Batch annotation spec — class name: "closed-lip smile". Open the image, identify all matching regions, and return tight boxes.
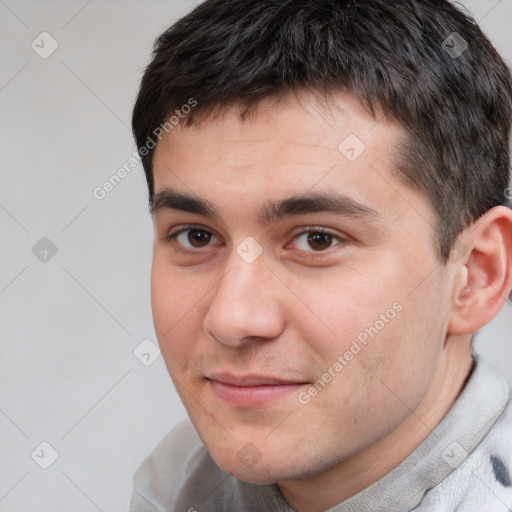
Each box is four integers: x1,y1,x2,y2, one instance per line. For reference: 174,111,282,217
207,372,307,386
206,373,308,408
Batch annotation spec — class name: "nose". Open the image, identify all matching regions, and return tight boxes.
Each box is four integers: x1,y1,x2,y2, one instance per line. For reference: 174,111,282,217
203,254,287,347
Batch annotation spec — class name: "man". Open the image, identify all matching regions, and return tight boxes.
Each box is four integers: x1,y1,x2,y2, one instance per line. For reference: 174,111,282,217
129,0,512,510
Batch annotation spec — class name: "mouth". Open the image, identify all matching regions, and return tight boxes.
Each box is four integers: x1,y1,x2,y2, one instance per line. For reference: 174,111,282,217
206,373,308,408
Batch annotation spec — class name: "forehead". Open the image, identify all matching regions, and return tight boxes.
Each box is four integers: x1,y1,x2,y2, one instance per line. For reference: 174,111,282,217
155,92,394,169
151,91,434,231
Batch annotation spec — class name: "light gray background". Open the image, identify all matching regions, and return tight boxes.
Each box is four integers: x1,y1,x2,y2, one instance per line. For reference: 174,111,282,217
0,1,511,510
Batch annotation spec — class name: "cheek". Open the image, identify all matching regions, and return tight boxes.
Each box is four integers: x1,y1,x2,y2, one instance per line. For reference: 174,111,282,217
150,251,207,329
150,262,176,339
150,258,205,365
289,262,447,406
351,283,448,412
288,267,400,363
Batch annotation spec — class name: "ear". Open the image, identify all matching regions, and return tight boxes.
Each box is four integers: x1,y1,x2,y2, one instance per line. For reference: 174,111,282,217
448,205,512,335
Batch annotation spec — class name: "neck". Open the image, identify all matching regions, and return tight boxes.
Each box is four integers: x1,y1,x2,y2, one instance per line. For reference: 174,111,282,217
277,336,474,512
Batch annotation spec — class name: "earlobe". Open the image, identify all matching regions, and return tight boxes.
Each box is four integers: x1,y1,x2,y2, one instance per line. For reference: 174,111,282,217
448,206,512,335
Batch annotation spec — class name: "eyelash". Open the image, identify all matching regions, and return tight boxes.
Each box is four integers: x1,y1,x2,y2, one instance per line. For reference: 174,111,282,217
162,224,347,257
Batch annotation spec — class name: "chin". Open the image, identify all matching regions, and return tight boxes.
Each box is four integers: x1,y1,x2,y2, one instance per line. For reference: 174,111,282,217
216,458,291,484
208,445,327,485
227,464,278,484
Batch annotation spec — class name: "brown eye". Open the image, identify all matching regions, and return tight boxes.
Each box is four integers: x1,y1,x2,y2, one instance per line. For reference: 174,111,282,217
307,232,333,251
187,229,212,247
167,227,220,251
292,228,345,253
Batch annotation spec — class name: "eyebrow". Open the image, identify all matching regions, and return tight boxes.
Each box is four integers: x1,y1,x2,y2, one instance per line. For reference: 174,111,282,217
150,187,382,224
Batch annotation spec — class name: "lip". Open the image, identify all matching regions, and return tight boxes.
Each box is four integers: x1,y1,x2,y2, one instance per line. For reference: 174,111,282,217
207,373,308,408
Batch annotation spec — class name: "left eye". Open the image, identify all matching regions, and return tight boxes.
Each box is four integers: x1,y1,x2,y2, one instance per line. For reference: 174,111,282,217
293,230,344,252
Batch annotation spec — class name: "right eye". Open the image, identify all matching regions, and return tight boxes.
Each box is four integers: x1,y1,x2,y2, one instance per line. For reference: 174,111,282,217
164,226,222,253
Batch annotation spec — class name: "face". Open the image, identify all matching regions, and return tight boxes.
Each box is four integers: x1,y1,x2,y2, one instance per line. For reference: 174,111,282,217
150,92,454,483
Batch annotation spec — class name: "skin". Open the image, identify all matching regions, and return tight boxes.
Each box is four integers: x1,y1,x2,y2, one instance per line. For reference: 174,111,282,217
149,91,512,512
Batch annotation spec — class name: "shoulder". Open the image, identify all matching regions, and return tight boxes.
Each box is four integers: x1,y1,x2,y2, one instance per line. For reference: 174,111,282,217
130,419,225,512
416,400,512,511
482,399,512,488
